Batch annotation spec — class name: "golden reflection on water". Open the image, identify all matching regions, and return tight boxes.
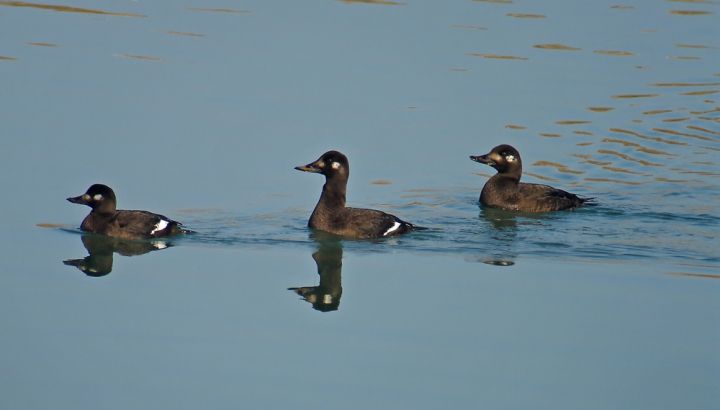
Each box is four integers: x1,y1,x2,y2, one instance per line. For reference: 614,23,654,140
602,166,647,175
539,133,562,137
668,56,701,60
534,44,581,50
533,161,584,175
115,54,166,61
505,125,526,129
183,8,251,13
0,1,146,17
665,272,720,280
556,121,591,125
26,42,57,47
0,56,19,60
522,172,558,183
507,14,546,18
687,125,720,136
586,107,615,112
676,44,718,49
668,10,715,15
668,0,715,4
612,94,661,98
165,31,205,37
466,53,528,60
597,150,665,166
583,177,645,185
650,82,720,87
574,131,594,136
594,50,637,56
611,128,689,146
680,90,718,96
656,128,718,142
600,138,675,155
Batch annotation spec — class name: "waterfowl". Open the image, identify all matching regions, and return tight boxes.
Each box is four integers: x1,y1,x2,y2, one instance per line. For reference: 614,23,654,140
67,184,184,239
470,144,592,212
295,151,424,238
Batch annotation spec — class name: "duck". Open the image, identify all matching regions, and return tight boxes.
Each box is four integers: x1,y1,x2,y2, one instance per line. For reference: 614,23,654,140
470,144,592,212
295,150,425,238
67,184,184,239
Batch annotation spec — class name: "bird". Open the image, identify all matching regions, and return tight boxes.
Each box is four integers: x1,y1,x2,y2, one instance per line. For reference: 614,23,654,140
295,150,425,238
67,184,184,239
470,144,593,212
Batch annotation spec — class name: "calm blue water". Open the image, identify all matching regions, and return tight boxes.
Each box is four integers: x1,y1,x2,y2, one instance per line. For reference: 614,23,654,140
1,0,718,409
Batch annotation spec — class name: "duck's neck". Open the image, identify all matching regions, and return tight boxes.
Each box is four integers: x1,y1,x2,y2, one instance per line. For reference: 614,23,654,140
317,177,347,210
490,173,521,191
93,201,116,215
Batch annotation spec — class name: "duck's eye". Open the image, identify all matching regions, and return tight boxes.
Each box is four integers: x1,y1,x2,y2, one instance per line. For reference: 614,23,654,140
506,155,515,163
93,194,103,200
331,162,341,170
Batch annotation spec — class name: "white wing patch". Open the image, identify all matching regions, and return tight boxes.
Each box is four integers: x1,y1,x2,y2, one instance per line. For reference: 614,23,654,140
152,241,168,250
151,219,169,235
383,221,402,236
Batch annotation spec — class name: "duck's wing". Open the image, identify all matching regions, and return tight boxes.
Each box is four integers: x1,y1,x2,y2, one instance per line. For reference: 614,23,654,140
344,207,424,238
115,210,181,238
517,183,590,212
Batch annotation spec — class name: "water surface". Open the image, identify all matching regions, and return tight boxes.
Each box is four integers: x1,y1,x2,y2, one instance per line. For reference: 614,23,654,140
1,0,718,408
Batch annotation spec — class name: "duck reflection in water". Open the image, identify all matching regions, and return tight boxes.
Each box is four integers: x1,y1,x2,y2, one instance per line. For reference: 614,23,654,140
477,206,521,266
63,234,170,277
289,233,343,312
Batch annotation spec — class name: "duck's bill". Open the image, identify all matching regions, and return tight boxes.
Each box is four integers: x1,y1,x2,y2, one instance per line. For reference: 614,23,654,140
294,161,322,173
470,154,495,166
67,194,90,204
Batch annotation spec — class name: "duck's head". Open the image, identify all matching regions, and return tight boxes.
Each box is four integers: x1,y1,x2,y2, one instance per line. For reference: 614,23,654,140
295,150,350,180
470,144,522,174
67,184,117,213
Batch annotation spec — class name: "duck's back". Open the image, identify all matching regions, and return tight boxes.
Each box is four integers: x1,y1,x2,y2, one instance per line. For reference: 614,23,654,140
310,206,416,239
515,183,587,212
82,210,182,239
481,176,587,212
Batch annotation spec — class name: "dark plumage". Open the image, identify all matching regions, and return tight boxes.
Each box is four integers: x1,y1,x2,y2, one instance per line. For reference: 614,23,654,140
470,144,592,212
67,184,184,239
295,151,425,238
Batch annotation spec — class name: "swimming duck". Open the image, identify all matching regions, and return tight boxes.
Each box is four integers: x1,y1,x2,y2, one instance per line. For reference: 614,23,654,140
470,144,592,212
67,184,184,239
295,151,424,238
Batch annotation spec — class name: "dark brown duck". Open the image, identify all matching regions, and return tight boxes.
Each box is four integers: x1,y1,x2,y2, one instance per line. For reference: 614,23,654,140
470,144,593,212
295,151,425,238
67,184,184,240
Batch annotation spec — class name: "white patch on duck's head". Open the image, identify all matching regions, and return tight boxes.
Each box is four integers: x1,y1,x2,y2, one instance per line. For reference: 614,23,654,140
151,219,170,235
506,155,516,163
383,221,402,236
331,161,341,170
93,194,103,201
323,294,333,304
